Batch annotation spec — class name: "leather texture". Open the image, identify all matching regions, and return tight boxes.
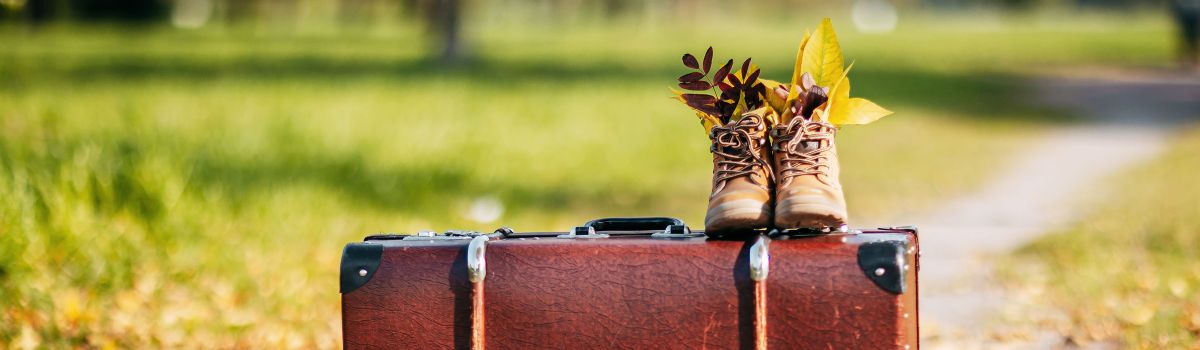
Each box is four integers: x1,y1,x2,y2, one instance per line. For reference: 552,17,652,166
767,234,915,349
341,240,473,350
341,229,918,349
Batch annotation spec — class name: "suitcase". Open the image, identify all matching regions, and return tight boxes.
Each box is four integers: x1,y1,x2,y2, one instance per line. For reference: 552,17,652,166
340,217,919,349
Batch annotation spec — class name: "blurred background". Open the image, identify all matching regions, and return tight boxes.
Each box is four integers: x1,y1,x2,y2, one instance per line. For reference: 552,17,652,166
2,0,1199,348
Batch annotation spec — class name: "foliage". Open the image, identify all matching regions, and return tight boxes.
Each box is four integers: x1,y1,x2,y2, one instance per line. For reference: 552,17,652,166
674,47,769,131
672,18,892,129
786,18,892,126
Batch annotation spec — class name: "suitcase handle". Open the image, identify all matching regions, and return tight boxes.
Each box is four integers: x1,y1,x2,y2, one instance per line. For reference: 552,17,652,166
584,217,683,232
580,217,692,236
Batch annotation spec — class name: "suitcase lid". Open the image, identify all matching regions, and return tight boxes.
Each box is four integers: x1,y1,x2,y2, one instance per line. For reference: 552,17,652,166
347,217,918,295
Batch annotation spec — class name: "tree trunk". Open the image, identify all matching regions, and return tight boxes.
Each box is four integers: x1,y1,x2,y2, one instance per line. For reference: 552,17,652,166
429,0,463,64
1174,0,1200,68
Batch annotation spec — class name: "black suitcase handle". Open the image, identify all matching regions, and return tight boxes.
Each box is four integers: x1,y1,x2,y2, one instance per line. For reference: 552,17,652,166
583,217,684,232
572,217,696,238
499,217,696,238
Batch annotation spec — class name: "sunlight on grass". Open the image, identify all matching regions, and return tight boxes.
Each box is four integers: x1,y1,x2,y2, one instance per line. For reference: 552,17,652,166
0,13,1172,348
1001,126,1200,348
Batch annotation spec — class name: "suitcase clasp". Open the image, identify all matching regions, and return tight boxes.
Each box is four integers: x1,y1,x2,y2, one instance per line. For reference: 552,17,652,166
393,230,498,241
557,226,611,239
650,224,704,239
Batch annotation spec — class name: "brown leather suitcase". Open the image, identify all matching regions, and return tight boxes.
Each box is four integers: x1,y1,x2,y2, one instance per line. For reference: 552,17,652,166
340,217,919,349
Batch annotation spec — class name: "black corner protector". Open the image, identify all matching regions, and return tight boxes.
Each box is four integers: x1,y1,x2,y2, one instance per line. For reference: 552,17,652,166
340,243,384,294
857,241,907,294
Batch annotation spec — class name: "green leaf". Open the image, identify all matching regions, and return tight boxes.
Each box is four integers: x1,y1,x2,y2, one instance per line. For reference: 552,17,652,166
800,18,844,88
828,98,892,125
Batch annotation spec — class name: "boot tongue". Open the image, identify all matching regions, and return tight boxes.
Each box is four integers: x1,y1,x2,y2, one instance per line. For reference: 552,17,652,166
721,145,744,155
795,140,821,153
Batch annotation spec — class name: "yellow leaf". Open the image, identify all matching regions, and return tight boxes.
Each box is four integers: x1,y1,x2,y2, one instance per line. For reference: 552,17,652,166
783,30,814,121
828,98,892,125
698,112,717,133
823,62,854,120
742,106,775,126
800,18,844,88
785,83,800,119
731,94,748,120
819,81,848,124
790,30,812,85
812,108,828,123
760,78,789,116
760,104,779,126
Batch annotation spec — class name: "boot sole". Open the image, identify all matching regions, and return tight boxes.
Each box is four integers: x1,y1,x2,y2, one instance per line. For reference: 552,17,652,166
774,203,847,230
705,200,772,233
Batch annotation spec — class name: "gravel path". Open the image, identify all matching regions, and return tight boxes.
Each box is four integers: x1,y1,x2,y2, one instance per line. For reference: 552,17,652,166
916,70,1199,348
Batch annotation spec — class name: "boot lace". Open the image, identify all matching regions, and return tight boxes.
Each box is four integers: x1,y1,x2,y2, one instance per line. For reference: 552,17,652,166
709,115,771,188
773,119,836,185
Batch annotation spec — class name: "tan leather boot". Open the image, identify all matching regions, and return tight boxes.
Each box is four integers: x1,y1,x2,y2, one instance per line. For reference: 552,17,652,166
771,118,848,230
704,113,774,233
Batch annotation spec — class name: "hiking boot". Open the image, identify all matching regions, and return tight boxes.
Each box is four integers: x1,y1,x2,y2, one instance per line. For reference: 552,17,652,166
704,112,774,234
771,118,848,230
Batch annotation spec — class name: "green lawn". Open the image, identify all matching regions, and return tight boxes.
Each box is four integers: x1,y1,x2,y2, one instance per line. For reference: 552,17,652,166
1001,126,1200,348
0,13,1173,348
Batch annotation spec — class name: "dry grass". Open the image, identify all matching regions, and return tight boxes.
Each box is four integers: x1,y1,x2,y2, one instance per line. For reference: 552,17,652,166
1002,126,1200,348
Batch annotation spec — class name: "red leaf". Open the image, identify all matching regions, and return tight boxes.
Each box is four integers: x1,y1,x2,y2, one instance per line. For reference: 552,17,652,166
728,74,742,88
713,59,733,87
683,93,717,105
682,53,699,69
744,69,760,87
702,47,714,73
678,72,704,83
679,81,712,91
740,58,751,77
683,94,719,115
721,90,740,102
717,82,733,92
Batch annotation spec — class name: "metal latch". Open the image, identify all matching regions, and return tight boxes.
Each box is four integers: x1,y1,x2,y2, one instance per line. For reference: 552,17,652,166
650,224,703,238
557,226,611,239
401,230,496,241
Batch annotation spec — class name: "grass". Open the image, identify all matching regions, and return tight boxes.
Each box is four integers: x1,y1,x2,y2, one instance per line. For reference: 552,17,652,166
1000,125,1200,348
0,11,1175,348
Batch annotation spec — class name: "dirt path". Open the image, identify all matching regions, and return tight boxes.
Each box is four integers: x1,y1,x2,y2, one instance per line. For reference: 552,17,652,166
917,70,1200,348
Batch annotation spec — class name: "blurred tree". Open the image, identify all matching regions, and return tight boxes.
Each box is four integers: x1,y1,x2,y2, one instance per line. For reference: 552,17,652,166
1174,0,1200,68
15,0,168,24
74,0,169,21
407,0,465,64
602,0,635,18
22,0,70,24
998,0,1037,12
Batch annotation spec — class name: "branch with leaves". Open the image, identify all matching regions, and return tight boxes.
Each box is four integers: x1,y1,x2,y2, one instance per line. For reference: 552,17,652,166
671,18,892,132
784,18,892,126
672,47,771,133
